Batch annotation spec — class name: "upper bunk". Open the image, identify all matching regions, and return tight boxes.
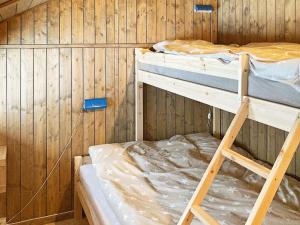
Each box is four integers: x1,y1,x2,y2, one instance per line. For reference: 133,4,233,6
135,40,300,132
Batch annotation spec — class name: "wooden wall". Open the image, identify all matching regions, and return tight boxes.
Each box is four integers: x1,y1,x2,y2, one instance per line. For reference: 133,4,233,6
215,0,300,178
0,0,216,222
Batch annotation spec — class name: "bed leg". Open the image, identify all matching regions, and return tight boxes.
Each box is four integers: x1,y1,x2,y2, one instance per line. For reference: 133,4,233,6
74,156,83,221
135,53,144,141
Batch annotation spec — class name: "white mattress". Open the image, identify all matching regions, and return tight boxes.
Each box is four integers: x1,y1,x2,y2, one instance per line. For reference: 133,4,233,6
79,164,121,225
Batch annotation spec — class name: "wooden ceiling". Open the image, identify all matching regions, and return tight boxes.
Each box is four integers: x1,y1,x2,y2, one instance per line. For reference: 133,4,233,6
0,0,48,21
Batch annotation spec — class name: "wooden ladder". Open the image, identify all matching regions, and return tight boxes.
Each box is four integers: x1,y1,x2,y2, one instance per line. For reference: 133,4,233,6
178,98,300,225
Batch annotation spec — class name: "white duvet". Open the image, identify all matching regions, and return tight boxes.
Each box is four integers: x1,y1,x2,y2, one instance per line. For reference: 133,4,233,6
153,40,300,92
89,133,300,225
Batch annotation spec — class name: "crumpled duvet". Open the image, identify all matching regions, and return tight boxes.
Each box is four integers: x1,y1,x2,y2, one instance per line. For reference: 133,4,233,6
152,40,300,92
89,133,300,225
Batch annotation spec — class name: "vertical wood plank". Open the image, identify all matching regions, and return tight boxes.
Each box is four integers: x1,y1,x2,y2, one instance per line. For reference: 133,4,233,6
95,0,106,43
166,91,176,138
184,98,194,135
166,0,175,40
146,85,157,140
0,49,6,218
297,0,300,43
147,0,157,43
20,49,34,220
72,0,84,44
212,107,220,138
257,123,267,162
83,48,95,152
266,0,276,42
47,0,59,44
211,0,218,43
106,0,115,43
249,119,258,158
8,16,21,44
95,48,106,144
202,0,211,41
157,86,167,140
257,0,267,41
249,0,258,42
243,0,250,44
46,48,60,215
118,48,127,142
21,10,34,44
59,48,72,211
60,0,72,44
7,49,21,222
114,0,119,44
126,48,135,141
0,21,7,44
105,48,115,142
0,49,6,146
275,0,285,41
119,0,127,43
284,0,296,42
137,0,147,43
84,0,95,44
157,0,166,41
217,0,223,42
33,48,47,218
114,49,119,141
194,0,203,40
222,0,230,44
235,0,243,44
72,48,84,156
175,0,184,39
267,126,276,164
127,0,137,43
34,4,47,44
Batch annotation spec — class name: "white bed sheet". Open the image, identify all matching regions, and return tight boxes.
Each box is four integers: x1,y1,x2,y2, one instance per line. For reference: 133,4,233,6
86,133,300,225
79,164,121,225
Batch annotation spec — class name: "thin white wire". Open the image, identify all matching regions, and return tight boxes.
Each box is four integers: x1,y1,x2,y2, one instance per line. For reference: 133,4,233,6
7,111,84,224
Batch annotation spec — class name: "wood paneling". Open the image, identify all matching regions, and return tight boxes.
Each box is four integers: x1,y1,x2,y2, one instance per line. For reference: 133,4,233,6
0,0,48,22
216,0,300,178
0,0,215,222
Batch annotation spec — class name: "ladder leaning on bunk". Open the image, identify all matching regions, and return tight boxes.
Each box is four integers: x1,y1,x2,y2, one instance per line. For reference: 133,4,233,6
178,98,300,225
134,49,300,225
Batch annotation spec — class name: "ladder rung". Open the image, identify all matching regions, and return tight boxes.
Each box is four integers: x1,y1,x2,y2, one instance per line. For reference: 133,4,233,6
191,205,219,225
222,148,270,179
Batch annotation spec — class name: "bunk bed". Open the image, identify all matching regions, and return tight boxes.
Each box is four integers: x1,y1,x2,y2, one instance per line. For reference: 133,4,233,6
74,41,300,225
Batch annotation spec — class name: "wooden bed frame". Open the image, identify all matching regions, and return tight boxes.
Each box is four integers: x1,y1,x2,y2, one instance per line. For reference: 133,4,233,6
74,48,300,225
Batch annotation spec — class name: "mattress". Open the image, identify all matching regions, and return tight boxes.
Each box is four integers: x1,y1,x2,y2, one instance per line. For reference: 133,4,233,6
152,40,300,91
79,164,121,225
85,133,300,225
138,62,300,108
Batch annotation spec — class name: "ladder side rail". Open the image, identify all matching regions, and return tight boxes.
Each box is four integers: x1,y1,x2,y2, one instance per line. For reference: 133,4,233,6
178,100,249,225
246,113,300,225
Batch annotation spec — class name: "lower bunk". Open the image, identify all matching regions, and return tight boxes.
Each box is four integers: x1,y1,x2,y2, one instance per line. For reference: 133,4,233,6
74,133,300,225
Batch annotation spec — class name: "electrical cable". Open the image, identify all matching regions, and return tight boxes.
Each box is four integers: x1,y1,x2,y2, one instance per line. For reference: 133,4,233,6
7,111,84,224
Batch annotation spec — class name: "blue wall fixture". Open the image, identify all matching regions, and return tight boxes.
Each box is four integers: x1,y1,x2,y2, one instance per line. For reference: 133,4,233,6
194,5,213,13
83,98,107,111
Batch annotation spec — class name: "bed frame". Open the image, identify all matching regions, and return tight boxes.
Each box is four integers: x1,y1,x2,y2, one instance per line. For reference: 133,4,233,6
74,48,300,225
